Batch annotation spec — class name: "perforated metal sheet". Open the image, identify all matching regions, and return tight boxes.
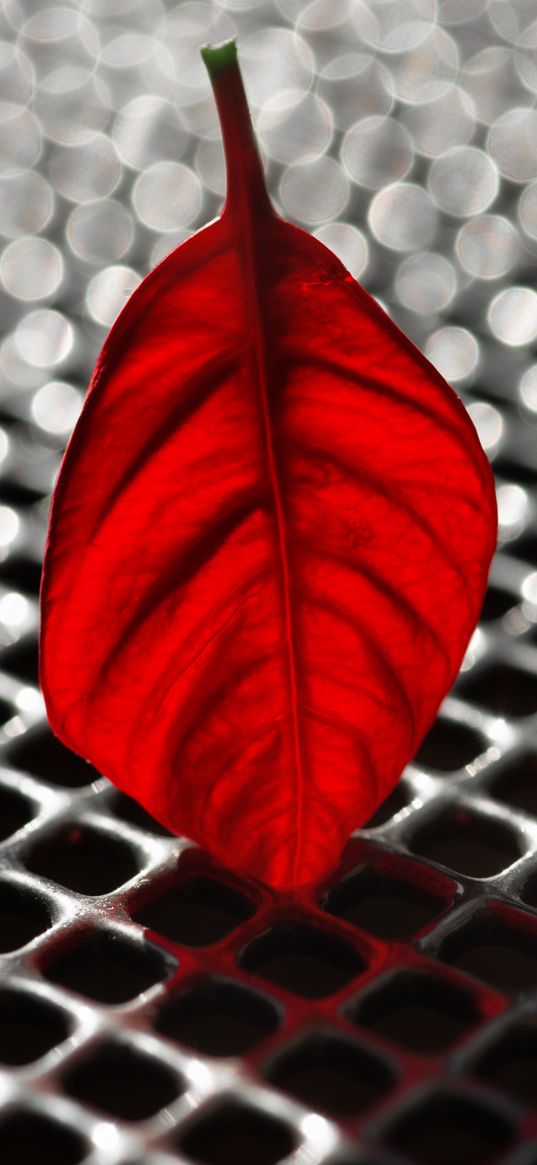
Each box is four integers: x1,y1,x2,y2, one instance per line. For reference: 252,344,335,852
1,1,537,1163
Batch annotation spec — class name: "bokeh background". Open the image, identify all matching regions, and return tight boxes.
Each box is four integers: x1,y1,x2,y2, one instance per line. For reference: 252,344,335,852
1,2,537,1164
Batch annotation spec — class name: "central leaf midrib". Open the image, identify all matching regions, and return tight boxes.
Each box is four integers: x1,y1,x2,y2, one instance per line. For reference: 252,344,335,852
239,216,305,881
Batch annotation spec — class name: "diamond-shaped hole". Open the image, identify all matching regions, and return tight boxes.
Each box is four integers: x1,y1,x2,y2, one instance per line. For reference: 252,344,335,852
0,636,38,684
383,1091,513,1165
0,987,71,1065
42,929,172,1004
487,751,537,817
239,922,364,999
62,1038,182,1121
437,908,537,992
24,823,139,896
0,555,42,596
457,662,537,718
0,784,35,841
177,1100,297,1165
321,866,447,941
348,970,479,1054
154,977,280,1057
413,718,487,773
470,1021,537,1109
479,585,517,623
263,1029,394,1118
363,780,411,828
133,876,255,947
407,806,521,878
0,880,52,952
109,791,174,837
7,725,99,788
0,1110,87,1165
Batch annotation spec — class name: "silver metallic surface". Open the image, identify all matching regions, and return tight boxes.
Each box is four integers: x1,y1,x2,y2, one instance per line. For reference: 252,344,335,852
1,1,537,1162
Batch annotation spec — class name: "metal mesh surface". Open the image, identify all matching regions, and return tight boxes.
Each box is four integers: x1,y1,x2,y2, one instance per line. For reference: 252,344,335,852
1,1,537,1162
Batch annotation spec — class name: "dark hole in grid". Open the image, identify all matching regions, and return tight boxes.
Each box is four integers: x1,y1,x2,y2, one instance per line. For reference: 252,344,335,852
0,480,43,507
62,1039,182,1121
263,1029,394,1118
347,970,479,1054
479,585,517,623
326,1157,374,1165
240,921,364,999
470,1021,537,1109
488,751,537,817
526,622,537,647
413,718,487,772
24,822,139,896
0,987,71,1065
383,1091,514,1165
363,780,411,828
407,805,521,878
457,661,537,718
508,530,537,566
109,791,174,837
0,554,42,596
0,784,35,840
520,866,537,910
42,929,171,1004
177,1100,297,1165
0,635,38,684
0,880,51,952
437,909,537,991
154,976,280,1057
0,1111,86,1165
509,1150,537,1165
321,866,446,940
0,695,13,727
494,458,537,486
7,724,100,788
133,876,255,947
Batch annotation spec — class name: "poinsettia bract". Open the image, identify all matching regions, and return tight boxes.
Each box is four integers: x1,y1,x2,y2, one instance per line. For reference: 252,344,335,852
39,42,497,890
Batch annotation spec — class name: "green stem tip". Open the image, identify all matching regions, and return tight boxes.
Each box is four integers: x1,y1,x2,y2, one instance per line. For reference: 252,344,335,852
200,40,238,79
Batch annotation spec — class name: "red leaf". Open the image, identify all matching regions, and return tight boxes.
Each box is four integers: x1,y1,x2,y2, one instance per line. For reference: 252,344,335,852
39,42,497,891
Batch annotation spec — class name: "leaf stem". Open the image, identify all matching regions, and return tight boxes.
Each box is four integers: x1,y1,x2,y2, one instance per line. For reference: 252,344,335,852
200,39,273,219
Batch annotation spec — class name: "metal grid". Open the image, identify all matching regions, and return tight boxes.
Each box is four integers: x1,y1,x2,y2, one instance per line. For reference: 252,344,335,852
1,0,537,1162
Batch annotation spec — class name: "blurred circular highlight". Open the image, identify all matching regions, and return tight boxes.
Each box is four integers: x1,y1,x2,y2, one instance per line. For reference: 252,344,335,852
1,237,63,301
341,115,412,190
15,310,74,368
31,380,82,435
67,200,134,265
425,325,479,382
314,222,369,280
257,90,333,165
520,364,537,413
465,401,504,455
132,162,202,231
488,287,537,346
280,156,349,223
368,182,437,250
86,265,141,326
488,107,537,182
428,147,499,217
455,216,519,279
394,252,456,314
